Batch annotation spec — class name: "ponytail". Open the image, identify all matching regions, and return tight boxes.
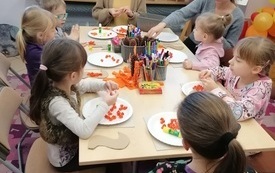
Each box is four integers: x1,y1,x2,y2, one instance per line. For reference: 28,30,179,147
16,29,27,62
29,70,50,125
221,14,232,28
214,139,246,173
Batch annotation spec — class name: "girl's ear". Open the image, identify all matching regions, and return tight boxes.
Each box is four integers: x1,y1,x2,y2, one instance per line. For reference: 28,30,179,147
36,31,44,42
251,65,263,74
182,138,191,151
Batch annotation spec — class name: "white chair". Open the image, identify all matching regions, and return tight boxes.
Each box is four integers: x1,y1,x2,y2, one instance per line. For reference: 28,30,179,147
0,86,23,173
0,53,38,171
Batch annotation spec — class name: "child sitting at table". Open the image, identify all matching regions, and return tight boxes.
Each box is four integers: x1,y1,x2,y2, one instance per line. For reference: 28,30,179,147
92,0,147,26
16,5,56,85
183,12,232,71
29,38,119,172
39,0,79,41
199,37,275,123
149,92,247,173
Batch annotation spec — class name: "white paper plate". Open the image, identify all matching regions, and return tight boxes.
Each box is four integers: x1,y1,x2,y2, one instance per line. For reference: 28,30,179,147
147,112,182,146
157,32,179,42
164,48,188,63
181,81,204,96
88,29,117,39
112,25,127,35
87,52,123,67
82,97,133,125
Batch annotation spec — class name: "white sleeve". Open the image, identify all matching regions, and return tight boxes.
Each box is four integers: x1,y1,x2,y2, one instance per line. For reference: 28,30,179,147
49,96,109,139
76,78,106,94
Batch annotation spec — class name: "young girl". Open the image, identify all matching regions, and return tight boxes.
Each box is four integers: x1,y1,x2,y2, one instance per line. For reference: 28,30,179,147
29,38,119,172
183,12,232,70
199,37,275,123
39,0,79,40
149,92,246,173
16,6,56,85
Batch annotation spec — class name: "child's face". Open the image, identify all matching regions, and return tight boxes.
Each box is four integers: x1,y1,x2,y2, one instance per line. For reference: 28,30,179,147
52,5,67,28
193,23,205,42
229,51,254,77
43,27,56,44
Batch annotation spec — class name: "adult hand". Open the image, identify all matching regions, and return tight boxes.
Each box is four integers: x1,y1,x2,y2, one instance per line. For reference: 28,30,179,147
120,6,133,17
105,81,119,91
198,70,212,80
183,59,192,69
68,24,79,41
200,78,218,91
98,90,119,106
109,8,122,17
147,22,166,38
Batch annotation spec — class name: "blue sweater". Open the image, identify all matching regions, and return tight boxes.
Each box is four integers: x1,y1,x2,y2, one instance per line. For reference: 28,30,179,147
162,0,244,49
25,42,43,85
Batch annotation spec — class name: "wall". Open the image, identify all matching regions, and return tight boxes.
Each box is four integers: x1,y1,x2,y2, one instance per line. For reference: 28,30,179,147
244,0,275,18
0,0,38,27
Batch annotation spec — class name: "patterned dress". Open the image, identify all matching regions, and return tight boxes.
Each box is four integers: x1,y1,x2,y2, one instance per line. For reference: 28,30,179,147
210,66,272,123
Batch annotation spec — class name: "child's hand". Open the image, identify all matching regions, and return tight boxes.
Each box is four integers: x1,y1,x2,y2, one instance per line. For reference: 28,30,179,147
68,24,79,41
98,90,119,106
200,78,218,91
199,70,211,79
183,59,192,69
105,81,119,91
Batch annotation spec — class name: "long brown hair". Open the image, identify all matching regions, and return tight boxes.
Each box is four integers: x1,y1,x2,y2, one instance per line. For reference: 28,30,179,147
16,6,56,62
29,38,87,125
177,92,246,173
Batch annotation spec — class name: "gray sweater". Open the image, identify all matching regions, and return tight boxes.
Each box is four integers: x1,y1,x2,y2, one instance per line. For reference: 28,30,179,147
162,0,244,49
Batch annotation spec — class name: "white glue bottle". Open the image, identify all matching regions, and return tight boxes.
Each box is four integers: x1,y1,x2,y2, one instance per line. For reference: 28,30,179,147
99,23,102,35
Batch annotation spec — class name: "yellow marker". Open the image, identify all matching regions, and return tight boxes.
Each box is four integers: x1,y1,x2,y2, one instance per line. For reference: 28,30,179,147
162,126,182,138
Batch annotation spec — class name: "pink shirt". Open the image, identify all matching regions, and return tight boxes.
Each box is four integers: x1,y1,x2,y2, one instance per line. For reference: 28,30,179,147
192,38,224,71
210,66,272,123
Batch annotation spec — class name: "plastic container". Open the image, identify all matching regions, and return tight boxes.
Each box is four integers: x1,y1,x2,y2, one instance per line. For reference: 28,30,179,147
137,13,165,32
121,41,145,62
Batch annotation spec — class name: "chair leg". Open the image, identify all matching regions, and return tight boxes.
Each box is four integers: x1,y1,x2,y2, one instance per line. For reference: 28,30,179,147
132,161,138,173
18,129,31,172
0,157,22,173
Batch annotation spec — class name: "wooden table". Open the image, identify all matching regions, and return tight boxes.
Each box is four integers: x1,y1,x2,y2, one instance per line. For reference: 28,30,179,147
79,26,275,166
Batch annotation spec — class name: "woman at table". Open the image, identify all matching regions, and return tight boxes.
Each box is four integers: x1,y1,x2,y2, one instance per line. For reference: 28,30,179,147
147,0,244,62
149,92,247,173
92,0,146,26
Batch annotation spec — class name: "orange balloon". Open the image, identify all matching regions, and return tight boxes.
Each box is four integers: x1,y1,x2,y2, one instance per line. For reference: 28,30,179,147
262,7,274,15
253,12,273,32
268,23,275,37
245,25,267,38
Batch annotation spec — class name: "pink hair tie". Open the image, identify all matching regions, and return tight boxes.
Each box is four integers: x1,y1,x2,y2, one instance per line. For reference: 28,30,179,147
40,64,48,71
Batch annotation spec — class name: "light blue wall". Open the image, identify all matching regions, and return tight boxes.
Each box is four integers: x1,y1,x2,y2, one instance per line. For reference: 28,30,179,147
0,0,38,27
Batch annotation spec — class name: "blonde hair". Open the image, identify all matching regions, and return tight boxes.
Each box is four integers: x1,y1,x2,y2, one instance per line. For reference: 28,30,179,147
39,0,66,12
177,92,246,173
235,37,275,75
16,6,56,62
196,12,232,40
